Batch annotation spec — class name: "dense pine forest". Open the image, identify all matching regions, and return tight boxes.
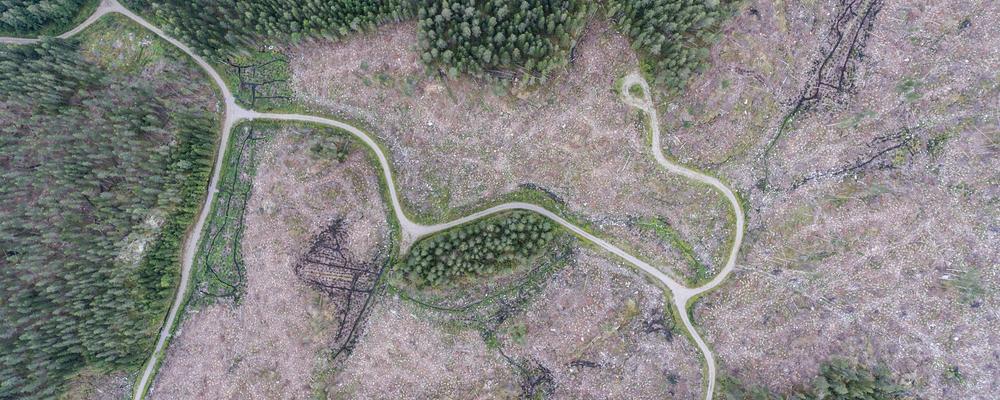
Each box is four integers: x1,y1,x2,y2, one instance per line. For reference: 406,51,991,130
416,0,589,82
128,0,731,89
400,211,555,287
0,0,91,35
133,0,589,82
121,0,415,57
0,37,217,398
608,0,735,89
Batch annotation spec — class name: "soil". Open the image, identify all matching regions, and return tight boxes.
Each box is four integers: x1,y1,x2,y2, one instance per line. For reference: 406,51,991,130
665,0,1000,397
326,295,520,399
149,126,390,399
327,246,704,399
500,249,704,399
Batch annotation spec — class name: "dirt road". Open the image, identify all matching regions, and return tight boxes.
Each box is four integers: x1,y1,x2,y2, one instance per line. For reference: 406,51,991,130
620,73,746,398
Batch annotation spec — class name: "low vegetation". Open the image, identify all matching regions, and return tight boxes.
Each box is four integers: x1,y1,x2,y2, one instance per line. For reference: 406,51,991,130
0,38,216,398
189,124,266,304
400,211,556,287
307,125,353,162
628,82,645,98
637,217,711,285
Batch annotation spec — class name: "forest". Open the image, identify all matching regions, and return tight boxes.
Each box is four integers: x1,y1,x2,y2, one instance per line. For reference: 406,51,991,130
0,0,90,35
0,38,216,398
416,0,589,83
400,211,555,287
129,0,731,89
607,0,735,90
123,0,415,57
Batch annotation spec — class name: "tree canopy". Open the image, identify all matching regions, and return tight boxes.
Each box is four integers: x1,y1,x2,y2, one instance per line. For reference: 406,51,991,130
0,0,89,35
416,0,589,83
0,38,217,398
400,210,556,287
125,0,415,57
607,0,734,90
718,359,909,400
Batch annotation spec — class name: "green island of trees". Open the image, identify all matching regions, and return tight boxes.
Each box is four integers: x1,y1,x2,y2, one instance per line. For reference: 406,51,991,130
126,0,736,90
0,0,92,36
0,37,217,398
400,211,556,288
719,359,909,400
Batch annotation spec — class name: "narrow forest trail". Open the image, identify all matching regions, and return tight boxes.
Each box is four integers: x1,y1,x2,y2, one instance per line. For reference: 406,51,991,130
2,5,744,400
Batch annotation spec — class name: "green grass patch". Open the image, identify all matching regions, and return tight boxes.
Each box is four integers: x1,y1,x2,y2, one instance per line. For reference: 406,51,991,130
834,110,876,130
187,123,268,307
78,14,170,72
215,47,292,111
948,268,985,307
896,77,923,103
637,217,711,285
628,83,645,98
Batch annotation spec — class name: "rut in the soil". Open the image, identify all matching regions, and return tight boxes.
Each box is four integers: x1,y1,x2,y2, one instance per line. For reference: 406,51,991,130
759,0,884,189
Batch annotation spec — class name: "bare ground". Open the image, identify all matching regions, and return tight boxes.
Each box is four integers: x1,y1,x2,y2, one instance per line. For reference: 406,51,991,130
499,249,704,399
327,246,703,399
149,125,389,399
659,0,1000,397
287,19,733,286
326,295,520,399
62,370,130,400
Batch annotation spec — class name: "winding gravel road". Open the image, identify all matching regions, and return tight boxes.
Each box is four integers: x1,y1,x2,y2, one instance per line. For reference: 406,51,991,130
621,73,746,398
3,4,743,399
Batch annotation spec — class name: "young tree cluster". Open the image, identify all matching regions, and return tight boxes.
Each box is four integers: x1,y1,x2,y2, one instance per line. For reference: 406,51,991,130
308,127,353,163
607,0,733,90
718,359,908,400
0,0,88,35
401,211,555,287
796,359,906,400
0,39,216,398
415,0,589,83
